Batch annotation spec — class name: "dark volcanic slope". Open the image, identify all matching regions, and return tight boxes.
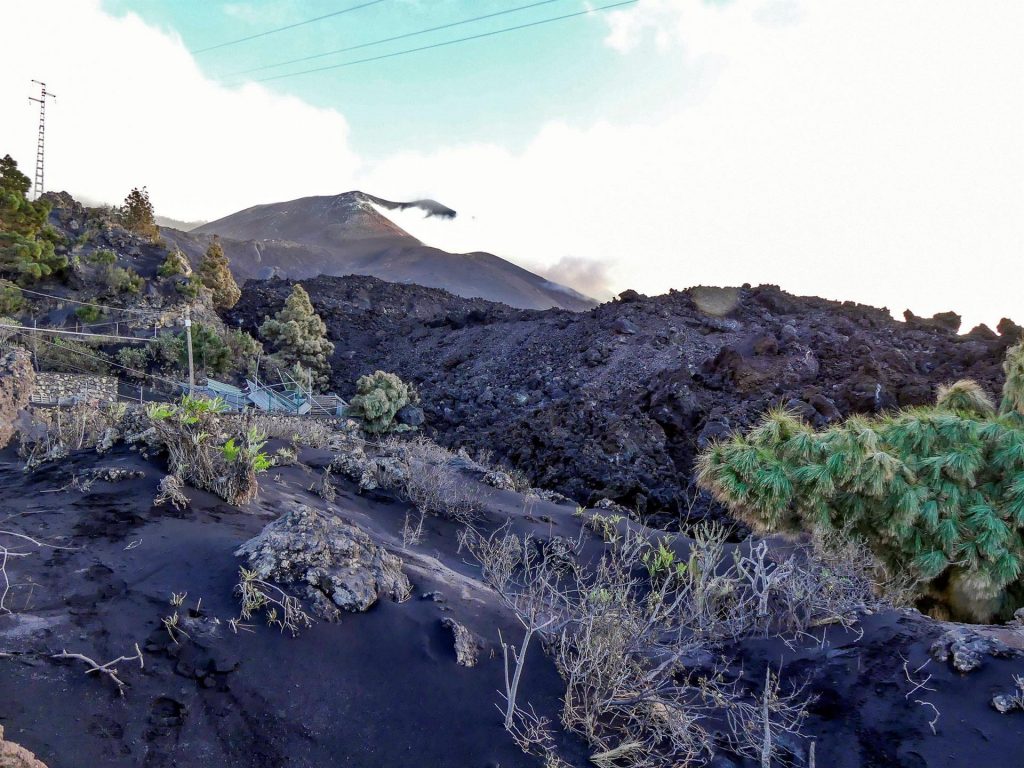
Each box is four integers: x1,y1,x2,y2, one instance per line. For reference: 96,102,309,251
0,447,570,768
163,192,594,312
3,446,1024,767
232,277,1021,522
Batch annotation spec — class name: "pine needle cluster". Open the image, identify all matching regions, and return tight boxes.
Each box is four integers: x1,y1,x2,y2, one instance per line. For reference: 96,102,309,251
697,342,1024,621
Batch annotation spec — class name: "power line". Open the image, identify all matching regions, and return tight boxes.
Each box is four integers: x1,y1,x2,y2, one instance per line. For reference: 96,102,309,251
251,0,638,84
12,285,167,317
14,330,182,388
226,0,565,78
0,323,154,344
191,0,387,55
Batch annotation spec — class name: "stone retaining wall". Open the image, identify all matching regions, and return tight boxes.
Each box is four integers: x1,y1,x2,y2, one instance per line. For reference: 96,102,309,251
31,372,118,404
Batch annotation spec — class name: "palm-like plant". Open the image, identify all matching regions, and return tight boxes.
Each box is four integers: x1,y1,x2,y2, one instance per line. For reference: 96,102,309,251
697,343,1024,621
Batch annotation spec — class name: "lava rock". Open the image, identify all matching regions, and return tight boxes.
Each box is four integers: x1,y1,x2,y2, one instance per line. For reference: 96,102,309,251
395,404,425,427
929,627,1021,672
612,317,640,335
440,617,480,667
236,503,412,618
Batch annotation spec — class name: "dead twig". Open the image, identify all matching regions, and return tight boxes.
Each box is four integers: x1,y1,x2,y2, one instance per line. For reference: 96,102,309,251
51,643,144,696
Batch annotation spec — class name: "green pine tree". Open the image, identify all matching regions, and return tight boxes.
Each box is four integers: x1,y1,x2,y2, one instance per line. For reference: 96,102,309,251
198,237,240,309
0,154,66,283
258,284,334,391
120,186,159,241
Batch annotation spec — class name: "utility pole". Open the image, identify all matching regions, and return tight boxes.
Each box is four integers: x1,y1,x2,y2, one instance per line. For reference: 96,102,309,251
28,81,56,200
184,308,195,395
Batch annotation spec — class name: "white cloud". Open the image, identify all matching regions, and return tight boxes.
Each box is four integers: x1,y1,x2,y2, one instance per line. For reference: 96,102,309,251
0,0,360,222
1,0,1022,331
361,1,1024,330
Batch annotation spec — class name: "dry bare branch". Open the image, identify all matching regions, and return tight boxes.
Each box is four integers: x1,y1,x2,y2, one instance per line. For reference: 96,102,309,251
51,643,144,696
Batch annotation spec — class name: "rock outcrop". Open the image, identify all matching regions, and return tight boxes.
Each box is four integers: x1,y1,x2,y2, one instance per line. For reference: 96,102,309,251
0,349,34,449
0,725,47,768
236,504,411,619
232,277,1017,525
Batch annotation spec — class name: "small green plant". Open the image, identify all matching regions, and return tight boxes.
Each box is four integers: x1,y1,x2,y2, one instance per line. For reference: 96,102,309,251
158,248,190,278
175,275,202,298
146,395,264,505
641,538,687,581
584,512,624,544
102,265,144,294
180,394,228,423
75,304,103,323
221,429,272,473
145,402,175,421
86,249,117,266
221,437,241,463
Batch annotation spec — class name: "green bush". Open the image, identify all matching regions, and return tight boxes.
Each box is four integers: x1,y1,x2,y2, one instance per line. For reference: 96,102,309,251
102,265,144,294
225,328,262,377
188,323,232,377
86,249,117,266
0,279,23,315
156,323,238,378
158,248,191,278
146,395,269,505
153,331,184,373
34,337,110,374
75,305,103,323
116,346,150,377
175,275,202,298
347,370,417,433
697,342,1024,622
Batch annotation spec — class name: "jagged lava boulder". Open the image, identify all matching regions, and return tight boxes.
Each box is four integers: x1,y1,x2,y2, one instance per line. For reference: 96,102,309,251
236,503,410,619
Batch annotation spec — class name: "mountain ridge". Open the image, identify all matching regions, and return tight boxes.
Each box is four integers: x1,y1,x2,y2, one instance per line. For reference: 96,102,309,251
162,191,593,311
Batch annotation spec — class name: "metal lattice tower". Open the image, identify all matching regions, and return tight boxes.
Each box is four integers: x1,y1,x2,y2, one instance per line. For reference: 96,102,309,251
27,81,56,200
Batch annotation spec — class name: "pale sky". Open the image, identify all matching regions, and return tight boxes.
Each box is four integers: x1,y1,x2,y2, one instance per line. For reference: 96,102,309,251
0,1,1021,330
